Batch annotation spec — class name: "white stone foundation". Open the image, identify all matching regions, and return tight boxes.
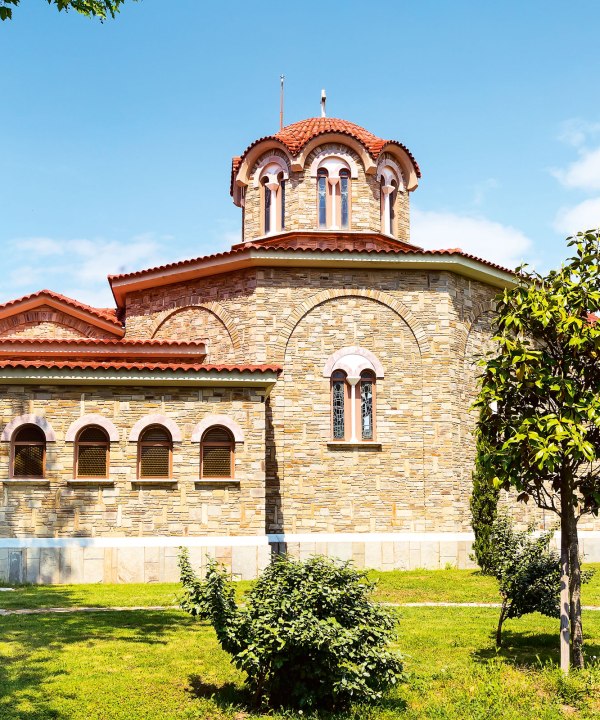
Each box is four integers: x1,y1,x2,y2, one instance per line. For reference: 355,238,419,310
1,532,599,584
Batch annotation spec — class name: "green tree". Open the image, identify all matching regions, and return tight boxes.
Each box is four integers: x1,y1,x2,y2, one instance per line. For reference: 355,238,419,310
179,550,403,710
0,0,134,21
470,436,501,574
474,230,600,671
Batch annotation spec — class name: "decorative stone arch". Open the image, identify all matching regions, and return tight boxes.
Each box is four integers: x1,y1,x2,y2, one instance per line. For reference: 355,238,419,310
150,301,242,355
252,154,290,188
323,346,385,379
377,142,420,191
459,299,497,359
277,288,431,361
292,134,377,175
191,415,244,443
309,148,359,179
1,414,57,442
128,414,182,443
0,312,106,339
65,414,120,442
376,156,405,192
235,140,294,189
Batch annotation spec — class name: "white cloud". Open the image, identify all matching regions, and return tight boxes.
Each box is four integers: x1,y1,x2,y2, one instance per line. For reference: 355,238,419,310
557,118,600,149
411,208,534,270
554,197,600,235
4,233,176,307
554,146,600,191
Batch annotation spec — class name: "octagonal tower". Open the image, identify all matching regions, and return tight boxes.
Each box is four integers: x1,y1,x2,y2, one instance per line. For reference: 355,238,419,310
230,117,421,245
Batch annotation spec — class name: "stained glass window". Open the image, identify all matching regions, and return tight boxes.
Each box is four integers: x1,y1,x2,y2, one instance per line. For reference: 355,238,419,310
361,372,375,440
318,169,327,228
340,169,350,229
13,425,45,477
332,371,346,440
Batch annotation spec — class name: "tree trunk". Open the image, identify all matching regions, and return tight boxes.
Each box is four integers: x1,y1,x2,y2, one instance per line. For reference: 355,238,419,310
568,513,584,669
560,501,571,674
496,600,508,648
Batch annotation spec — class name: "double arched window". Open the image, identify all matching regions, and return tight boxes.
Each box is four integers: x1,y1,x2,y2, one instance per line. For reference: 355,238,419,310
75,426,110,478
138,425,172,479
324,348,383,443
12,425,46,478
200,426,235,479
330,370,376,441
316,158,351,230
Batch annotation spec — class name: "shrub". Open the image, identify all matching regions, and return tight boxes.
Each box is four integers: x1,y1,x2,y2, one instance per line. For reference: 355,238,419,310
179,551,403,710
487,516,594,647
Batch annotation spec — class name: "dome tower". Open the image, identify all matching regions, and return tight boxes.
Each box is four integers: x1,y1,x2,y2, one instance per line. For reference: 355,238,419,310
231,117,421,246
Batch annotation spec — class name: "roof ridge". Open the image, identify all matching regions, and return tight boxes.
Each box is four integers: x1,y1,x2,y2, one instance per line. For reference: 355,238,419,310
0,289,121,326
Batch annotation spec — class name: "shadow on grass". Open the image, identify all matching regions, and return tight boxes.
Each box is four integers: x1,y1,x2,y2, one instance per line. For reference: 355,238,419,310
0,610,187,720
473,628,600,668
187,673,408,717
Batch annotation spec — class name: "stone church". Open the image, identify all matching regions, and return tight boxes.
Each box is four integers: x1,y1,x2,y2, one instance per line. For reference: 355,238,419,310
1,115,596,584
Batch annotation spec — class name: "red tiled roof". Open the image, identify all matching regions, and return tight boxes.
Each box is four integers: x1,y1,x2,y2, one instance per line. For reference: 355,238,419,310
0,338,206,347
109,236,515,286
231,117,421,195
0,359,281,374
0,289,121,327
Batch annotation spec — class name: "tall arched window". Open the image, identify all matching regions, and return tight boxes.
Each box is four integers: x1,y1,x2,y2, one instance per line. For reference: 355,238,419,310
331,370,348,440
138,425,172,479
258,160,287,235
200,426,234,479
378,163,403,236
75,426,109,478
360,370,376,440
12,425,46,478
314,157,352,230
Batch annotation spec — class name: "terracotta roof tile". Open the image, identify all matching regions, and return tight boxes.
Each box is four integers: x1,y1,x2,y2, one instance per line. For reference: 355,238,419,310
231,117,421,196
0,359,281,373
0,289,121,327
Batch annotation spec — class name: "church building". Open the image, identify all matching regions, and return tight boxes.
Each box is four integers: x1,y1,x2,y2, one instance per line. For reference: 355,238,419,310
1,113,593,584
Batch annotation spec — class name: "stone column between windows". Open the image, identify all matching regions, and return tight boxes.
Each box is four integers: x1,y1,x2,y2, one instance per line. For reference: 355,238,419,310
328,176,339,230
266,177,279,234
381,184,395,235
347,376,360,441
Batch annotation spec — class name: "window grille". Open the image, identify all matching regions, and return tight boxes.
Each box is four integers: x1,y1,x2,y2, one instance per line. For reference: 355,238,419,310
201,426,233,478
13,425,46,477
76,426,109,477
332,371,346,439
138,426,171,478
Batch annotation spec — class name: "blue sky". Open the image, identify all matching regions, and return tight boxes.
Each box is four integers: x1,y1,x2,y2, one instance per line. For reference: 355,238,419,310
3,0,600,307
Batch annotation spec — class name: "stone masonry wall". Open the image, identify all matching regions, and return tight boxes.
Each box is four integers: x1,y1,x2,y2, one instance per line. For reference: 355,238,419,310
0,385,266,539
0,305,117,339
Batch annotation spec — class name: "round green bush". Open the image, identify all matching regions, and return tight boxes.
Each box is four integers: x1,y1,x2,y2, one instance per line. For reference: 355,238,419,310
179,551,403,710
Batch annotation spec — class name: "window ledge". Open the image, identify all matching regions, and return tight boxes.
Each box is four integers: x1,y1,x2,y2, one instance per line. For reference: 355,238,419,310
3,478,50,485
67,478,114,486
132,478,177,485
327,441,382,449
195,478,239,485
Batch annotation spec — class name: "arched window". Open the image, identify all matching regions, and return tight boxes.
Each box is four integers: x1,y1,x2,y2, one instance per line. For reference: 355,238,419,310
138,425,172,479
360,370,376,440
75,426,109,478
324,348,383,442
315,157,352,230
200,426,234,479
12,425,46,478
378,163,403,236
331,370,348,440
259,161,287,235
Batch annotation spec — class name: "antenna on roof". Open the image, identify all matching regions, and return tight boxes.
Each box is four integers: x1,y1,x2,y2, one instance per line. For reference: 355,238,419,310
321,88,327,118
279,75,285,130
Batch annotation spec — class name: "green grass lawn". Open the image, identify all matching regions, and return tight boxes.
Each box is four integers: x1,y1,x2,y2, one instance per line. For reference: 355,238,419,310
2,563,599,609
1,567,600,719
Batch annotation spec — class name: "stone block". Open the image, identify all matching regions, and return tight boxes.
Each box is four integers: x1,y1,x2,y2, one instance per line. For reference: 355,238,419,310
40,548,60,584
117,547,144,583
232,546,258,580
83,557,104,584
364,541,381,569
